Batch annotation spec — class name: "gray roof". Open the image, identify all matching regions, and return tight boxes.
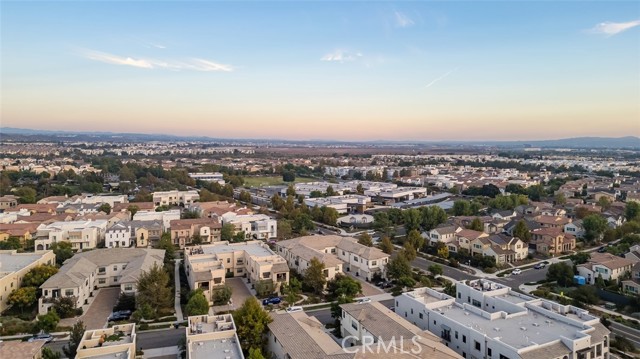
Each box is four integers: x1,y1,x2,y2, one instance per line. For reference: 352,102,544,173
520,342,570,359
340,302,421,340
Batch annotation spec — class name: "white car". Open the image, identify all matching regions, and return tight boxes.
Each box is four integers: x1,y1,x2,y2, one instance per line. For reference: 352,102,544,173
357,298,372,304
286,306,303,313
511,268,522,275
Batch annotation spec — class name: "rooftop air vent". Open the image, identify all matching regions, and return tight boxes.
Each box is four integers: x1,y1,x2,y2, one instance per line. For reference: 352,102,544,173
532,323,540,327
520,327,527,331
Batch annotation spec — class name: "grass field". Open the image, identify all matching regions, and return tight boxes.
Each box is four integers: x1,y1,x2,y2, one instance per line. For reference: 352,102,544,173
243,176,316,188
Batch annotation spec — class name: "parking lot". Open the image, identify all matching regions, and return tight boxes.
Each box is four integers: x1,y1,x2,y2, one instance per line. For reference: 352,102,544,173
82,287,120,329
211,277,253,312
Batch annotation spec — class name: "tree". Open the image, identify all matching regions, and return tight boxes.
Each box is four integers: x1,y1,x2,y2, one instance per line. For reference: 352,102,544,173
387,254,413,280
583,214,608,241
191,233,203,245
569,285,599,307
421,206,448,231
52,296,77,318
221,223,236,241
50,241,73,266
595,273,605,288
401,242,417,262
37,309,60,332
0,236,22,250
403,209,422,233
625,202,640,222
248,348,266,359
233,297,272,352
42,347,61,359
63,321,85,359
321,207,339,226
546,262,574,287
8,286,36,313
283,277,301,304
136,263,172,315
554,193,567,205
277,219,293,240
15,186,37,204
98,203,111,214
357,232,373,247
373,212,392,235
303,257,326,295
379,236,394,254
186,289,210,316
127,204,139,220
429,264,443,277
436,242,449,259
155,234,176,265
239,190,252,203
326,185,337,197
513,220,532,242
569,252,591,265
270,194,284,211
283,171,296,182
212,285,233,306
468,217,484,231
292,213,315,234
453,200,471,216
326,274,362,301
597,197,612,210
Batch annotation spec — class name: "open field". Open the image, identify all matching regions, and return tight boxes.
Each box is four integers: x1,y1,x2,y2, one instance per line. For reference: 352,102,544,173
243,176,316,188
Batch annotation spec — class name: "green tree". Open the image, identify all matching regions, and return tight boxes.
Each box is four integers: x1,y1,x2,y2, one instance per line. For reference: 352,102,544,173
50,241,73,266
270,194,285,210
326,274,362,301
357,232,373,247
127,204,140,220
513,220,532,242
625,201,640,222
379,236,394,254
583,214,608,241
595,274,605,288
283,277,301,305
406,229,425,251
277,219,293,240
0,236,22,250
239,191,252,203
401,242,417,262
52,296,77,318
248,348,266,359
15,186,37,204
283,171,296,183
37,309,60,332
303,257,326,295
186,289,210,316
546,262,574,287
136,263,172,315
373,212,393,235
403,209,423,233
435,242,449,259
190,233,203,245
321,207,339,226
98,203,112,214
221,223,236,241
42,347,61,359
421,207,448,231
292,213,315,234
387,254,413,280
453,200,471,216
7,286,37,313
212,285,233,306
63,321,85,359
597,197,612,210
468,217,484,231
554,193,567,205
155,234,176,265
326,185,337,197
569,285,599,308
569,252,591,265
233,297,273,352
428,264,443,277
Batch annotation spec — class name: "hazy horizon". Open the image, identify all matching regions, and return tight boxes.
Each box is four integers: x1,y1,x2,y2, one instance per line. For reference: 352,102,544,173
2,2,639,141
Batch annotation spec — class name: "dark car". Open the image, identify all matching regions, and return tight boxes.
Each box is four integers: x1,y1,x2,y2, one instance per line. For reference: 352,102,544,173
597,246,607,253
28,333,53,343
534,263,546,269
376,280,393,289
108,310,132,322
262,297,282,305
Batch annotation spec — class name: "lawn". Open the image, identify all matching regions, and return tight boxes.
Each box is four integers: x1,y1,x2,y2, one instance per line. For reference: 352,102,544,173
243,176,316,188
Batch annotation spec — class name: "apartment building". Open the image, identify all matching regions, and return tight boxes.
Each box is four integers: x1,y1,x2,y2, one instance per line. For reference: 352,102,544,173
170,218,222,248
304,195,371,214
34,219,109,251
340,301,460,359
186,314,243,359
530,228,576,256
132,209,180,230
276,235,389,281
105,222,133,248
0,250,55,312
152,190,200,207
188,172,225,184
220,212,277,240
38,248,164,314
184,241,289,303
395,280,610,359
75,323,137,359
577,252,634,285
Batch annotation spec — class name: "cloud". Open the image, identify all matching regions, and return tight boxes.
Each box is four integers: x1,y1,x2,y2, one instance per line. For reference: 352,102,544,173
82,50,234,72
394,11,414,28
150,43,167,49
589,19,640,36
425,68,458,89
321,49,363,63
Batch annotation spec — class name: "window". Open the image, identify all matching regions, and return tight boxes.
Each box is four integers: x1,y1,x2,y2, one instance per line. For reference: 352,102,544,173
463,335,466,343
65,289,74,296
98,267,106,274
124,284,133,291
351,320,358,330
475,341,481,351
371,261,377,266
488,348,492,357
411,308,413,314
113,265,118,271
227,258,231,263
123,264,127,270
419,313,423,319
98,278,106,284
596,344,601,356
455,331,458,339
499,355,510,359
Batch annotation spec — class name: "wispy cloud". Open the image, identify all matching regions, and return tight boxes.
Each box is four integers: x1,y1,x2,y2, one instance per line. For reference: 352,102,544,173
588,19,640,36
425,68,458,89
81,50,234,72
149,43,166,49
321,49,363,63
394,11,415,28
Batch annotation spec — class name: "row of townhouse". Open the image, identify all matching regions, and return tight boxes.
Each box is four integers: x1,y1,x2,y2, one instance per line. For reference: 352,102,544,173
34,219,110,251
38,248,164,314
170,218,222,248
184,241,289,303
576,252,636,285
104,220,163,248
0,250,55,312
220,212,277,240
152,190,200,207
275,235,389,281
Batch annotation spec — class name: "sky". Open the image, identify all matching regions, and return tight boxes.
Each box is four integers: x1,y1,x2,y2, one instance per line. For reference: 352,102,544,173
1,1,639,141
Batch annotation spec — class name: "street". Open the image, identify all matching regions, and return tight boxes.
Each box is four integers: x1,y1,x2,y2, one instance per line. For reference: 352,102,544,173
492,266,549,288
609,321,640,349
410,256,476,281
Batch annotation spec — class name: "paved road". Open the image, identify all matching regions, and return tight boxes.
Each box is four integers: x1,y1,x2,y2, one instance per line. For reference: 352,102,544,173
492,267,549,288
609,321,640,349
307,299,395,325
410,256,476,281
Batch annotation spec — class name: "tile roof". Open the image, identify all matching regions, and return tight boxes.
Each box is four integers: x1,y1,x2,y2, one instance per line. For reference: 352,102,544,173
0,340,45,359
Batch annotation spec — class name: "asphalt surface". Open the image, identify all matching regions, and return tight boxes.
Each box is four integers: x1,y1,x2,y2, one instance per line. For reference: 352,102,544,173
492,266,550,288
410,256,476,281
307,299,395,325
609,321,640,349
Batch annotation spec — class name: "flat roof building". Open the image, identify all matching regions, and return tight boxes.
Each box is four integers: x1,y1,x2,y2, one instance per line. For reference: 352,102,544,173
186,314,243,359
75,323,136,359
0,249,55,312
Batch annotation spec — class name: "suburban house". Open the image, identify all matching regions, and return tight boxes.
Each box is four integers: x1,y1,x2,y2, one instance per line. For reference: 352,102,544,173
220,212,277,240
564,219,585,238
0,195,18,211
576,252,634,285
395,281,610,359
170,218,222,248
454,229,488,253
132,209,180,230
34,219,109,251
185,314,242,359
486,234,528,262
530,227,576,256
75,324,137,359
491,210,516,220
152,190,200,207
424,225,461,247
534,215,572,229
276,235,389,282
0,223,39,246
622,262,640,295
0,250,55,312
0,340,46,359
183,241,289,303
38,248,164,314
105,222,133,248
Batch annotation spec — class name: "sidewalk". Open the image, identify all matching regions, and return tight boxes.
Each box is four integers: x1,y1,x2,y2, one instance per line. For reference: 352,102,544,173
174,259,183,322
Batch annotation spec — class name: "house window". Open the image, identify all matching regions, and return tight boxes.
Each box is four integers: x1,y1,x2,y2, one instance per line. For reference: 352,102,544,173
463,335,466,343
124,284,133,291
351,320,358,330
227,258,231,263
98,267,106,274
488,348,492,357
371,261,377,266
123,265,127,270
475,341,481,351
98,278,106,284
419,313,423,319
499,355,510,359
455,331,458,339
65,289,74,296
113,265,118,271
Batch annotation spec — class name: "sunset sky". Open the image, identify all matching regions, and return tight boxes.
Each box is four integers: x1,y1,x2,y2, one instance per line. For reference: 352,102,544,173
1,1,639,141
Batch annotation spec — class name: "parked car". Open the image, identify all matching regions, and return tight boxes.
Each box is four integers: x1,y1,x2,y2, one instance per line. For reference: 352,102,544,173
511,268,522,275
28,333,53,343
108,310,132,322
262,297,282,305
286,306,303,313
534,263,546,269
376,280,393,288
356,298,371,304
597,246,607,253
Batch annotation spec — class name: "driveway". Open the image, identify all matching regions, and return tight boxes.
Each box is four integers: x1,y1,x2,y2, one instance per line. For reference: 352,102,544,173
212,278,252,313
82,287,120,329
344,272,384,297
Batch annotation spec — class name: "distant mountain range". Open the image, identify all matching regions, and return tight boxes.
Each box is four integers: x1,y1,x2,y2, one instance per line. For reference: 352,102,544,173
1,127,639,149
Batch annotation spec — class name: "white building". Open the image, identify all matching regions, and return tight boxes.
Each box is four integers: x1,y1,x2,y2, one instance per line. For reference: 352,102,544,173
132,209,180,230
304,195,371,214
220,213,277,240
34,219,109,251
0,250,56,312
425,226,461,247
189,172,225,185
395,280,610,359
186,314,243,359
152,190,200,207
75,323,137,359
105,222,133,248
